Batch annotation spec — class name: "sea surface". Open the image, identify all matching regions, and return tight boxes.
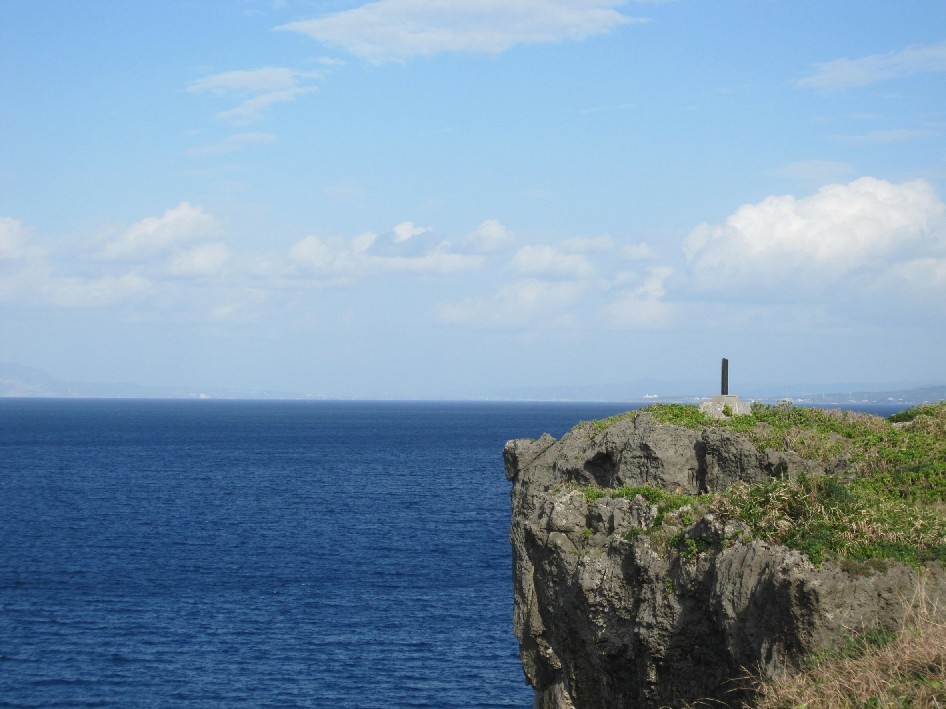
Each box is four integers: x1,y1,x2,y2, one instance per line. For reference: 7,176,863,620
0,399,643,708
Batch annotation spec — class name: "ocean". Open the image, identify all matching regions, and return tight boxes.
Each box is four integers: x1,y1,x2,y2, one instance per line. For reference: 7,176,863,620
0,399,637,708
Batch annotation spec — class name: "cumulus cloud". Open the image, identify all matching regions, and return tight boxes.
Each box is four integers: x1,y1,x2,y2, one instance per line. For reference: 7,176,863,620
0,257,151,309
187,67,322,123
290,234,365,277
601,266,674,328
290,226,482,280
510,244,595,279
0,210,220,308
620,242,657,261
684,177,946,295
100,202,221,261
464,219,515,252
883,257,946,297
797,41,946,92
277,0,639,63
393,220,432,242
0,218,39,261
168,243,231,278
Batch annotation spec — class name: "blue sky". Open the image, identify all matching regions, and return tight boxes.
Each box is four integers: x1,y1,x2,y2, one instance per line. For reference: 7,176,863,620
2,0,945,398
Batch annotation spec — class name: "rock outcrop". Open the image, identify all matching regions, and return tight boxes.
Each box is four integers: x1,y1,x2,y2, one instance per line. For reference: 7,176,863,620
504,412,946,708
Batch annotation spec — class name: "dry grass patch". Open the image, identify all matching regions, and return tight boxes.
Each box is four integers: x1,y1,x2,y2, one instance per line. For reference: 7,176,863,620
755,589,946,709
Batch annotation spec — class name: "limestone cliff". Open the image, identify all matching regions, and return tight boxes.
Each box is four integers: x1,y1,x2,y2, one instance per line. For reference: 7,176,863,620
504,411,946,708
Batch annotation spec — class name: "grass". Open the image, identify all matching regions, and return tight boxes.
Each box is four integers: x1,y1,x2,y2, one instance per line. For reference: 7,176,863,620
753,607,946,707
583,484,693,528
579,403,946,707
579,402,946,566
576,410,639,432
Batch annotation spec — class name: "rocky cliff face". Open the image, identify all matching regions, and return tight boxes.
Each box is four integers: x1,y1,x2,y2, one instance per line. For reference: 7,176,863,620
504,412,946,708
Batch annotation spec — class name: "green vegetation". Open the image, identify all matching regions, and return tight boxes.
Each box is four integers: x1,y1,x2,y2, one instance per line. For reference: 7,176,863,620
754,611,946,708
801,627,899,670
712,473,946,565
581,402,946,566
576,410,639,432
680,537,711,560
583,483,693,528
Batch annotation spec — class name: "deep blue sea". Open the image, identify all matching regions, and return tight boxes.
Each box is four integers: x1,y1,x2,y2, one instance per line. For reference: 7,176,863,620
0,399,643,708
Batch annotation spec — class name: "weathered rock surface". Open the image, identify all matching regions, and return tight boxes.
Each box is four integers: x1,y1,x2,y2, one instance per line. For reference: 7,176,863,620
504,412,946,708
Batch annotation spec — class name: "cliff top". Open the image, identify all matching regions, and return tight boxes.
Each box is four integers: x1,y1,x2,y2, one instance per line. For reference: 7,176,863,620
568,401,946,566
505,401,946,707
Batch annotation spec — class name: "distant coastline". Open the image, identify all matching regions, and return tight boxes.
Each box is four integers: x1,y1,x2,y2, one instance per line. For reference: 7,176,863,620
1,362,943,405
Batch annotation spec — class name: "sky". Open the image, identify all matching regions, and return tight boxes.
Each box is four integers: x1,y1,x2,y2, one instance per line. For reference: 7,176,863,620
1,0,945,399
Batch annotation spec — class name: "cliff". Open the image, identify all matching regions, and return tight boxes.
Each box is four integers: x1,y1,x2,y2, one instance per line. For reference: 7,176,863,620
504,405,946,708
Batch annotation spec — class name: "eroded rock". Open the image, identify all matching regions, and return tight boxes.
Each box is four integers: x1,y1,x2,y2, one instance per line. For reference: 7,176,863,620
505,411,946,708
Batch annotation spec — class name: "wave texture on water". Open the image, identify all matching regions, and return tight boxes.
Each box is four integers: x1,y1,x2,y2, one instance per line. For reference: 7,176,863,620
0,399,637,708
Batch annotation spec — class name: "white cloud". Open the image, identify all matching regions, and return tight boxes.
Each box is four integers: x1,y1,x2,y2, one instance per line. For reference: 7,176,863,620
883,257,946,296
601,266,674,328
187,67,322,123
498,278,585,311
510,244,595,279
620,242,656,261
798,41,946,92
0,218,39,260
290,227,482,280
218,89,317,124
168,243,230,278
464,219,515,252
187,67,310,94
290,234,360,277
277,0,639,63
393,220,432,242
684,177,946,294
100,203,221,261
0,258,151,309
0,214,159,308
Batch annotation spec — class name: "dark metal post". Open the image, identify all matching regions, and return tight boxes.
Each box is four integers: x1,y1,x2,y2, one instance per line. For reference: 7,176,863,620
721,358,729,396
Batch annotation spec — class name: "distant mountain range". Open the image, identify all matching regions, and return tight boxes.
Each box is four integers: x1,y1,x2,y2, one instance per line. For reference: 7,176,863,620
2,362,944,404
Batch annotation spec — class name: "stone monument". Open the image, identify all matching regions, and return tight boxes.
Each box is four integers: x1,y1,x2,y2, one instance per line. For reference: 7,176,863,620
699,357,752,418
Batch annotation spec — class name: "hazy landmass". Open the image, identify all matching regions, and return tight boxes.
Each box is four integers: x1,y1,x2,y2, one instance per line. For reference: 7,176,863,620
0,363,309,400
2,363,943,404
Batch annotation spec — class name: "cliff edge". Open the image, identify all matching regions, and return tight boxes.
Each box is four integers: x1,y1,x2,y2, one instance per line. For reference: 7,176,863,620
504,405,946,708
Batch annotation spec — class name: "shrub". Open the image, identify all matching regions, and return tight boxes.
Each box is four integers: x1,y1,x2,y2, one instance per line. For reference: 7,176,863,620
583,402,946,566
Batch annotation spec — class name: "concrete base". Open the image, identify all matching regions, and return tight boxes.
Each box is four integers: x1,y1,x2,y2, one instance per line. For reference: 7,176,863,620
699,395,752,419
